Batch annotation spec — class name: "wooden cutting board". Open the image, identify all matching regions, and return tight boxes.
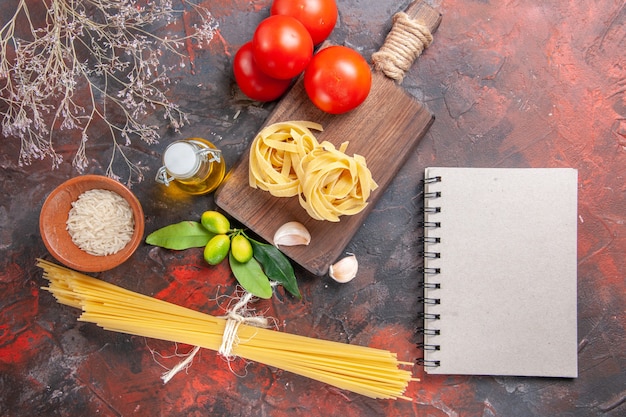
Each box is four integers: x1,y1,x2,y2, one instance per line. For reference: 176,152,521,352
216,1,441,276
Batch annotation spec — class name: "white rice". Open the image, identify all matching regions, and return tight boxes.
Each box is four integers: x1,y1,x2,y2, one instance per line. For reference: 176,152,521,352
66,189,135,256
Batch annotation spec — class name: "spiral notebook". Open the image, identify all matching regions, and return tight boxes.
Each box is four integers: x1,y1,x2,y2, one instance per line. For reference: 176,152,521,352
420,167,578,377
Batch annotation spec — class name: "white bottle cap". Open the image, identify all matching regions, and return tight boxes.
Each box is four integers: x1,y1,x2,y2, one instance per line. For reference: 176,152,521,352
163,142,200,179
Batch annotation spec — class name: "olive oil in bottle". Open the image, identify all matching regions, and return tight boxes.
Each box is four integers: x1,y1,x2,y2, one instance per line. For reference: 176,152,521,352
156,138,226,195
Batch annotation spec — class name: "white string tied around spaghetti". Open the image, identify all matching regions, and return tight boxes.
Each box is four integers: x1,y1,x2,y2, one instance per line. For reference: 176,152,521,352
217,291,270,359
372,11,434,82
161,290,271,384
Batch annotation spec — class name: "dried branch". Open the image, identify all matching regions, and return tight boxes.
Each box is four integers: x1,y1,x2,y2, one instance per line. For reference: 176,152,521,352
0,0,218,184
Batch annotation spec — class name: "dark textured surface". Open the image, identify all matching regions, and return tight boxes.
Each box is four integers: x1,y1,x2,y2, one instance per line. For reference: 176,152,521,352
1,0,625,416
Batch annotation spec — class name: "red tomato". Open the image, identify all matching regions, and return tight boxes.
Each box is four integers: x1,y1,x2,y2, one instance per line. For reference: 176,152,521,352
252,15,313,80
270,0,338,45
303,46,372,114
233,42,291,102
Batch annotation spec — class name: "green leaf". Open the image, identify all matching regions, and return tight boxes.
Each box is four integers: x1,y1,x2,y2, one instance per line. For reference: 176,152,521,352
228,252,273,299
249,238,301,299
145,221,215,250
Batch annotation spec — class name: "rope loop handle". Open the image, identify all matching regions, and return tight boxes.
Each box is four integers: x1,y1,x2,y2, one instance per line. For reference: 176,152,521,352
372,12,434,82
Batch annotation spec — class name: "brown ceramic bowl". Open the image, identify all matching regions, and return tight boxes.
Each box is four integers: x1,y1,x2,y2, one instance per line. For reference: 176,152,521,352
39,175,145,272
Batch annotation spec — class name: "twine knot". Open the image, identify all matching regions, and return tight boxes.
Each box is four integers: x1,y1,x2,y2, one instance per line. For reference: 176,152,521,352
372,12,434,82
160,290,270,384
217,292,269,359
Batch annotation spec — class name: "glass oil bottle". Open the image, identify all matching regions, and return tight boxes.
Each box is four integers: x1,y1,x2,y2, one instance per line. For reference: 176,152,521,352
156,138,226,195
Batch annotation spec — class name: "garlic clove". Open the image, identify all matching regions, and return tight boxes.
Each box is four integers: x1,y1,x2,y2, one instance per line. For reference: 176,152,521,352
273,221,311,247
329,253,358,283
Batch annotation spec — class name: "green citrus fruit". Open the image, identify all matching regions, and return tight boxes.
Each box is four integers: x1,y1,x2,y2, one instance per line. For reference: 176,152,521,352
231,234,253,263
203,234,231,265
200,210,230,235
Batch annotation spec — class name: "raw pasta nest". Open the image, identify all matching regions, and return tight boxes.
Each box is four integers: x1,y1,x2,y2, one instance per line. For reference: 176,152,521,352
249,121,378,222
298,141,378,222
249,121,322,197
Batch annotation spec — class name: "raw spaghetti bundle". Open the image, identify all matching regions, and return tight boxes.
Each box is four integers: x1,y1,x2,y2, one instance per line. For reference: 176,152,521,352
38,259,417,400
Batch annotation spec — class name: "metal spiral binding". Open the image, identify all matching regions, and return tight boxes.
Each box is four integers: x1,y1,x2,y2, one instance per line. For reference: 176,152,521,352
423,175,442,184
417,312,440,320
418,281,440,289
417,296,440,305
417,342,440,351
417,358,441,367
417,267,440,275
416,327,440,336
417,174,442,367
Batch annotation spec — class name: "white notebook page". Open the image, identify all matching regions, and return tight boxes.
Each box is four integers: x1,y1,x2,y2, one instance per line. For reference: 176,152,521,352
422,167,578,377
